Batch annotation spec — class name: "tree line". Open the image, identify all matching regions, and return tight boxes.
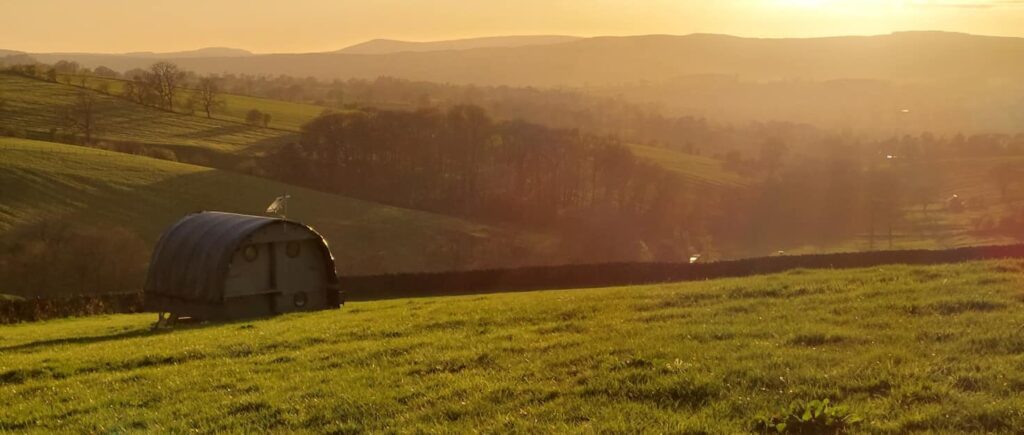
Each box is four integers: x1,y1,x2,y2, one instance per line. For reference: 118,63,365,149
0,219,149,299
263,106,710,262
259,105,1024,262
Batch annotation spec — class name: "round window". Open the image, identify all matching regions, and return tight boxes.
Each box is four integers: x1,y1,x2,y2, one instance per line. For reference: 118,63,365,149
293,292,308,308
242,245,259,262
285,241,301,258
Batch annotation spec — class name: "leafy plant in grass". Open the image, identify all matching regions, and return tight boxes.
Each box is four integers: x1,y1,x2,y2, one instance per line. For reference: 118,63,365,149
752,399,861,434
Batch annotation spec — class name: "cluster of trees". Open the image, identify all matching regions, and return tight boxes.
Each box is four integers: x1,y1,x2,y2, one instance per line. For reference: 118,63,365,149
121,62,185,111
3,57,219,115
145,72,788,156
60,91,101,143
264,106,711,262
0,219,149,298
261,105,1024,261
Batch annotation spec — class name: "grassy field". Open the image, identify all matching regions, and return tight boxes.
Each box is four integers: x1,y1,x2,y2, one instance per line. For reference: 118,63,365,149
0,137,548,274
2,260,1023,432
627,143,751,188
62,74,332,132
0,73,292,154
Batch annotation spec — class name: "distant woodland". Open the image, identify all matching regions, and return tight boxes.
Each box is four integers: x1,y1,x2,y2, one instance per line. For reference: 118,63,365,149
2,53,1024,297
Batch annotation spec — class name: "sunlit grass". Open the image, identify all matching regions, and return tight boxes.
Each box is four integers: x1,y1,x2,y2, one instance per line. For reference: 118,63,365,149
2,260,1023,432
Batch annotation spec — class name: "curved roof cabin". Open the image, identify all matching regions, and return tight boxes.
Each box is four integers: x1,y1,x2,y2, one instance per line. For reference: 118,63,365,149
144,211,342,321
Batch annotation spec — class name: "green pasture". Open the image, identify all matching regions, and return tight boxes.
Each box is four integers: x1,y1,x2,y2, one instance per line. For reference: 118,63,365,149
2,261,1023,432
0,73,292,154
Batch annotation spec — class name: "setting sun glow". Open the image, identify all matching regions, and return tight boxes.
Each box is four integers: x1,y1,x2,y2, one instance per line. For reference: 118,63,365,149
778,0,832,7
2,0,1024,52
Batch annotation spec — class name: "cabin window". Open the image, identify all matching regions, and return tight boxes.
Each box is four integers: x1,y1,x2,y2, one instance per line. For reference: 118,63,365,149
285,241,301,258
242,245,259,262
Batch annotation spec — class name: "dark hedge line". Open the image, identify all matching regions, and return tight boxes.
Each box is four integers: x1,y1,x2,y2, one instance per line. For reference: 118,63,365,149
3,244,1023,323
0,292,143,324
340,244,1024,301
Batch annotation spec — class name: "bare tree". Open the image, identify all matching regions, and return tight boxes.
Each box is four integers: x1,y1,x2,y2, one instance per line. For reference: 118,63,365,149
62,91,100,143
123,76,158,106
195,76,224,118
148,62,184,111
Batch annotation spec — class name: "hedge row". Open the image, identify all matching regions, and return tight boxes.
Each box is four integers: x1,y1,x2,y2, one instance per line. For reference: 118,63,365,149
3,244,1023,323
0,293,143,324
340,244,1024,300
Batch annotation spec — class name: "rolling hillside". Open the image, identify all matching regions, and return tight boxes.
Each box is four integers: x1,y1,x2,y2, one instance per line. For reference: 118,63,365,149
0,137,549,274
0,73,293,155
30,74,760,191
63,74,332,132
1,260,1022,432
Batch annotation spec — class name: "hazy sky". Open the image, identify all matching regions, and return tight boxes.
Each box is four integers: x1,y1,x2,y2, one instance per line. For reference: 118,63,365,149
3,0,1024,53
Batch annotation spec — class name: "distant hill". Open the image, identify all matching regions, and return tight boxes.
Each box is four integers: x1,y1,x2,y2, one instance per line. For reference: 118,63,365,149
27,47,253,68
0,137,546,274
121,47,254,58
17,32,1024,133
337,35,581,54
21,31,1024,86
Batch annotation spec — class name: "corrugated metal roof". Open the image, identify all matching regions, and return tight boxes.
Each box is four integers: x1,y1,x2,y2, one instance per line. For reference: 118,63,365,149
144,211,338,302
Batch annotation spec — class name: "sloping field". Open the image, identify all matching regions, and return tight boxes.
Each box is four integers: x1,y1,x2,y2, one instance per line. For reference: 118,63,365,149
64,74,331,132
0,73,292,154
627,143,750,188
29,74,759,190
0,137,544,274
2,261,1023,432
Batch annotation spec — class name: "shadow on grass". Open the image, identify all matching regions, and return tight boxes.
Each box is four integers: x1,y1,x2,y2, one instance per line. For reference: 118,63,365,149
0,315,251,353
0,328,162,353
